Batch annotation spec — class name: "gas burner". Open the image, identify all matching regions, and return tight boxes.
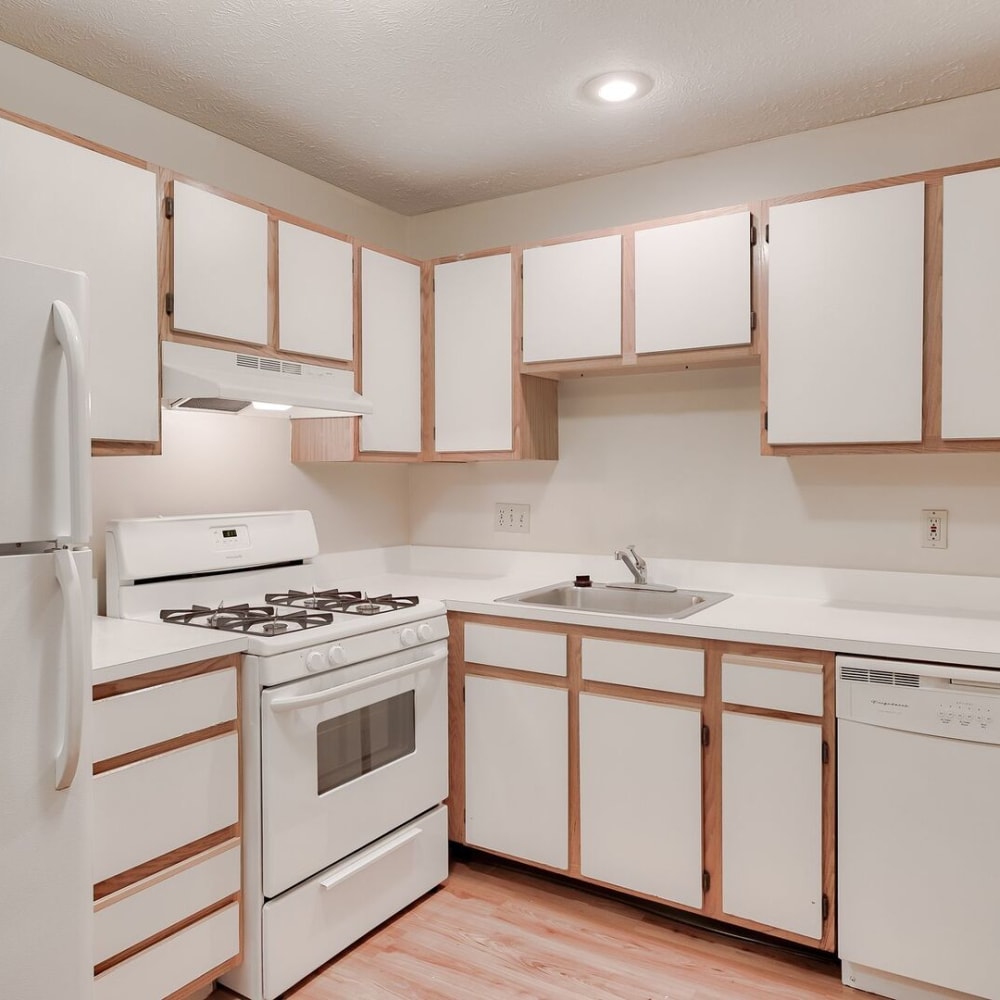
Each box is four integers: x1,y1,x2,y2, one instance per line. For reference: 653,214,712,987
265,589,419,616
159,603,334,634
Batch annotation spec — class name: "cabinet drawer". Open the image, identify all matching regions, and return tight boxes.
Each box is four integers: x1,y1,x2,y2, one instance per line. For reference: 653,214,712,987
94,900,239,1000
262,805,448,1000
93,667,237,764
582,638,704,695
465,623,567,676
722,655,823,716
95,840,240,966
94,733,239,885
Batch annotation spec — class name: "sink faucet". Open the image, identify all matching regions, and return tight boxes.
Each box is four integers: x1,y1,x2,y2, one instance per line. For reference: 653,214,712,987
615,545,647,585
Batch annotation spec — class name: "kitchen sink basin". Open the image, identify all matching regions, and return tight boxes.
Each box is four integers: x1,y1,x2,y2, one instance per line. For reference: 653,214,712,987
495,582,731,620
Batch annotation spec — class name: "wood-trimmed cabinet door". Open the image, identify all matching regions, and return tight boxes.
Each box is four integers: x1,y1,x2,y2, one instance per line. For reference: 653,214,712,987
0,116,159,446
276,220,354,362
522,234,622,363
359,247,422,455
720,712,824,939
635,210,753,354
764,182,925,446
171,180,269,346
464,674,568,870
433,253,514,454
579,693,703,908
941,165,1000,440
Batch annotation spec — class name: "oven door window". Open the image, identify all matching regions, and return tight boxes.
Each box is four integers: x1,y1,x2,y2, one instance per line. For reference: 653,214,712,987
316,690,416,794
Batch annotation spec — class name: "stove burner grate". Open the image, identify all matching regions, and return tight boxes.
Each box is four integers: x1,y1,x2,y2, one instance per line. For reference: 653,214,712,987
265,589,419,616
159,603,334,634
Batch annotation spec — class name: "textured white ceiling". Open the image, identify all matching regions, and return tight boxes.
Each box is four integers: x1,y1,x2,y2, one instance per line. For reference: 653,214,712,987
2,1,1000,214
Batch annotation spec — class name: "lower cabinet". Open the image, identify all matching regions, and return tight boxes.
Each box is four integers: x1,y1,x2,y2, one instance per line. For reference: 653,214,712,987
579,693,703,908
452,615,835,952
91,656,243,1000
464,674,569,869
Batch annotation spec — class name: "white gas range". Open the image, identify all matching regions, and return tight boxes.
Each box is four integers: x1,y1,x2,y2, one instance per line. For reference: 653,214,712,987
106,510,449,1000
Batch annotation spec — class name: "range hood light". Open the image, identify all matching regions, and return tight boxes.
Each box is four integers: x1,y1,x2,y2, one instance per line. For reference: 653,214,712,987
251,401,292,412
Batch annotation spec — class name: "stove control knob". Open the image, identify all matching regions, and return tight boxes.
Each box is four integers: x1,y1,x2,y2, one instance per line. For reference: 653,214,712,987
417,623,434,642
328,645,348,666
306,650,327,672
400,627,418,647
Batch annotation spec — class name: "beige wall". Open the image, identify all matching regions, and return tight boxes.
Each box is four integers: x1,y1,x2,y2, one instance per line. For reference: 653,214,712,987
0,42,410,592
407,89,1000,576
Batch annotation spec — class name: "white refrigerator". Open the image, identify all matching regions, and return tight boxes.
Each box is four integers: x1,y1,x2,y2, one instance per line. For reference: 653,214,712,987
0,257,93,998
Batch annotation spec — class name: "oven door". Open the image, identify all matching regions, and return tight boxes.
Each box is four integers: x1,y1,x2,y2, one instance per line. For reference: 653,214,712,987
260,640,448,898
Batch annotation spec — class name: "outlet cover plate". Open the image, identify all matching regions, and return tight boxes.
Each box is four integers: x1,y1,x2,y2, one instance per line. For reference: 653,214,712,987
495,503,531,533
922,509,948,549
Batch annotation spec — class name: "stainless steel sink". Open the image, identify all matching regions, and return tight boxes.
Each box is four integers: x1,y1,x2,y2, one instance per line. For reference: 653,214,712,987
496,582,731,620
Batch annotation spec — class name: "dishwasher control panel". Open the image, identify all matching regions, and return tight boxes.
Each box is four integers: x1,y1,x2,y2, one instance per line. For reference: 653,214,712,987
836,655,1000,745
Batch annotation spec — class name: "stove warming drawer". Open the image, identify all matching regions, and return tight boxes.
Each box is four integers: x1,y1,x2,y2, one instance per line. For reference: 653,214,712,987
261,804,448,1000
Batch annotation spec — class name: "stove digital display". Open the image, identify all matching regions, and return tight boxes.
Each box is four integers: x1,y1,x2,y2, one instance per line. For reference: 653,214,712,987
222,529,237,538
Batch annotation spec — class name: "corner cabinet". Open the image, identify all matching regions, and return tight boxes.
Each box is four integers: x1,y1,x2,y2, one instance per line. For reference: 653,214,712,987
449,614,836,952
0,114,160,451
91,655,243,1000
431,251,558,460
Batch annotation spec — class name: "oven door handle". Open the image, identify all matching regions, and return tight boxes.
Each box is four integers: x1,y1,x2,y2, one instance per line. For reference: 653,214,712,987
319,826,423,891
268,648,447,714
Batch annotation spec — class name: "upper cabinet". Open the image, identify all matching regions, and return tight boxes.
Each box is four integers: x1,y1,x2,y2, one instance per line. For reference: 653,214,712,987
522,235,622,363
764,182,926,446
359,247,422,455
171,181,269,346
941,166,1000,440
434,253,513,454
0,116,159,448
635,210,752,354
277,220,354,362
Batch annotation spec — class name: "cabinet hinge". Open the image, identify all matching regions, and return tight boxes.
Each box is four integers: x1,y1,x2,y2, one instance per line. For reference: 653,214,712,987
822,894,830,922
750,223,757,247
701,724,710,748
822,740,830,764
763,410,769,431
164,292,174,316
164,195,174,219
764,223,770,243
750,311,757,331
702,870,711,893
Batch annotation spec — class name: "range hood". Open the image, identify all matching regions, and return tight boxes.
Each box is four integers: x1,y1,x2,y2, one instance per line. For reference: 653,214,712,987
161,341,372,416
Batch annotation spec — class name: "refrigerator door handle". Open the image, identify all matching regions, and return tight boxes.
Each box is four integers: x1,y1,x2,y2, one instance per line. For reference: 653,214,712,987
54,549,88,791
52,299,92,548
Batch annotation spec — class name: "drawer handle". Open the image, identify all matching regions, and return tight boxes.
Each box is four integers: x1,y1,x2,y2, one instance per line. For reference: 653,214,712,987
319,827,422,891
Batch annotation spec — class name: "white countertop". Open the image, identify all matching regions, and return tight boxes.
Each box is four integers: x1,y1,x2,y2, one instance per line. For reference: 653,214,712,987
313,546,1000,670
92,617,248,685
93,545,1000,681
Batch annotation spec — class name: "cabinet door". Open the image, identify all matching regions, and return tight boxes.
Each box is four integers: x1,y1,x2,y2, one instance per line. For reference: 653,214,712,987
721,712,823,938
0,118,159,443
359,248,421,453
635,212,751,353
580,694,703,907
465,675,567,869
172,181,269,345
522,235,621,362
434,254,513,453
766,183,925,445
277,221,354,362
942,166,1000,439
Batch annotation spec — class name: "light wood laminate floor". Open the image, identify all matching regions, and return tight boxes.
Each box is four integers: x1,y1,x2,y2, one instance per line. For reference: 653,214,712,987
212,859,855,999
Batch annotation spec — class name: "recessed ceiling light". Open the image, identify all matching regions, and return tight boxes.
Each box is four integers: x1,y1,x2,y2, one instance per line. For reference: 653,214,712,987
584,71,654,105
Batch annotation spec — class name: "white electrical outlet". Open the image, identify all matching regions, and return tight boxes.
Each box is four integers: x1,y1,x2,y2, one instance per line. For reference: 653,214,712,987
922,509,948,549
495,503,531,533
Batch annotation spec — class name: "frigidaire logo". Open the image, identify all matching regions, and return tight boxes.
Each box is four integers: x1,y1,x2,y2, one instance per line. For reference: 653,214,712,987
870,698,908,709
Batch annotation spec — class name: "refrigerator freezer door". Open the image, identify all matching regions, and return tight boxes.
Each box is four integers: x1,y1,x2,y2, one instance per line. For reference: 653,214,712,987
0,256,89,546
0,548,93,999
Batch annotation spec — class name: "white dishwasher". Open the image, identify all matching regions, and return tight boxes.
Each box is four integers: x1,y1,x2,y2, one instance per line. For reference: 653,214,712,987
838,655,1000,1000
